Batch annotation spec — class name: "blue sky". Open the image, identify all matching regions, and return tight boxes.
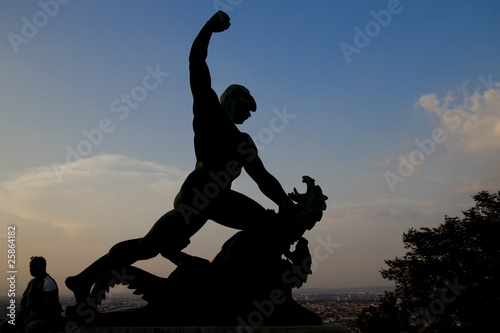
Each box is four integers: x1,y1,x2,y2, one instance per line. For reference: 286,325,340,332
1,1,500,297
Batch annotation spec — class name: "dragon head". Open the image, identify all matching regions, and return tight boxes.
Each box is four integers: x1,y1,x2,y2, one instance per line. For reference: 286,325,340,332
288,176,328,232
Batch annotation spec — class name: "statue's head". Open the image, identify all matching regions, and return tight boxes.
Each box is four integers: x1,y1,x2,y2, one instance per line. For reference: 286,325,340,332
220,84,256,124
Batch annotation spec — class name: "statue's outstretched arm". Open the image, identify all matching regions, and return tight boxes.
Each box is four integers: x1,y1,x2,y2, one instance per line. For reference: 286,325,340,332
243,135,293,209
189,11,230,97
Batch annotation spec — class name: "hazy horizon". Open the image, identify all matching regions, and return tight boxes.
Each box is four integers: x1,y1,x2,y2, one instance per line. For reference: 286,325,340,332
0,284,396,298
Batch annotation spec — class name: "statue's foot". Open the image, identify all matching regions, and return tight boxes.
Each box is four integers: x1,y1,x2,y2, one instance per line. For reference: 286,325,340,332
65,275,92,304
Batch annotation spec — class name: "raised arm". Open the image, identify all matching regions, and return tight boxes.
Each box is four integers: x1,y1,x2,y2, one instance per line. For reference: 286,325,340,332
189,11,230,97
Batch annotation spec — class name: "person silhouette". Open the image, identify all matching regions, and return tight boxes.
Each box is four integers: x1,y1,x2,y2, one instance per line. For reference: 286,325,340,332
0,257,62,333
65,10,294,305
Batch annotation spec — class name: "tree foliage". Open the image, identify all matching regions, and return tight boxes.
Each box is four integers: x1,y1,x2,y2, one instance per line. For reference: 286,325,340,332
357,190,500,333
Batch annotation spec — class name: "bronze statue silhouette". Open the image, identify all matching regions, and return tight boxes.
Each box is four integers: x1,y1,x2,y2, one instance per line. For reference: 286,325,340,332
65,10,296,307
70,176,328,327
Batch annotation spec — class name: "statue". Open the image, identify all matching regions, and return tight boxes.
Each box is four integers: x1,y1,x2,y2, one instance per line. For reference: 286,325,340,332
65,11,329,327
68,177,328,327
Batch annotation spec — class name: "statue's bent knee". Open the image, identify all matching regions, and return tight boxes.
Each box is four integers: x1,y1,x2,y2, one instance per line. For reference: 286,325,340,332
108,239,150,262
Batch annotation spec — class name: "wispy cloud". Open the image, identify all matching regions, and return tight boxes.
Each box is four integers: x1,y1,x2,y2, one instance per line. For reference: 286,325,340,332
416,83,500,153
400,81,500,195
459,88,500,152
0,154,188,238
0,154,192,293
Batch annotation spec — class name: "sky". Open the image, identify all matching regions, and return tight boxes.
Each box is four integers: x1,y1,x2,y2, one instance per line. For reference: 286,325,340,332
1,0,500,298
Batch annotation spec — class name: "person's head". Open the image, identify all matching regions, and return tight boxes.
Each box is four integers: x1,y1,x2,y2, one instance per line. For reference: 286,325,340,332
29,256,47,278
220,84,256,124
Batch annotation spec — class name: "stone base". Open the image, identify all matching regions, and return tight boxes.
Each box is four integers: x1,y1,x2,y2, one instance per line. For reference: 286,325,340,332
77,325,348,333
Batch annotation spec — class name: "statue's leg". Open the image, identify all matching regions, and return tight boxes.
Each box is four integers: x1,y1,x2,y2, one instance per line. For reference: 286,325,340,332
66,208,198,304
66,237,159,303
142,208,207,264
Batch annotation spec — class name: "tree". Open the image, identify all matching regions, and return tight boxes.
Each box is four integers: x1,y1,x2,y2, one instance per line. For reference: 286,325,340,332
357,190,500,333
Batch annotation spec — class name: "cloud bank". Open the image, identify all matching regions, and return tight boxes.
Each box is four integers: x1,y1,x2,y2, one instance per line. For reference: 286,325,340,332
411,82,500,195
0,154,191,291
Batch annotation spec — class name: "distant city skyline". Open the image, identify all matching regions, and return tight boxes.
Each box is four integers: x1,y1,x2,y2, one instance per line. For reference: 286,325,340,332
1,1,500,296
0,287,385,331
